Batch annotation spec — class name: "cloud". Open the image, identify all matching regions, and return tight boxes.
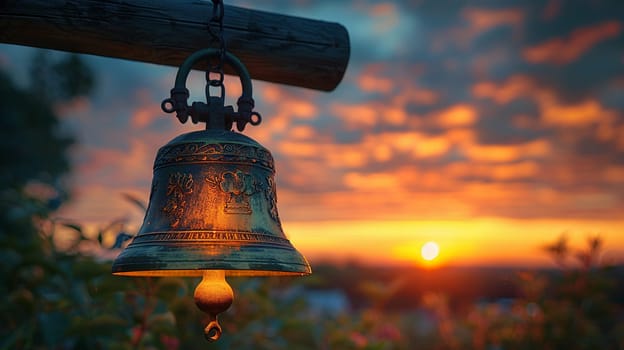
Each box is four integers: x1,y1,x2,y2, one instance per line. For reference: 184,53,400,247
330,103,378,128
473,75,533,104
541,0,562,21
446,160,540,181
433,104,478,128
432,6,524,51
523,21,622,64
604,166,624,184
357,64,395,94
343,172,399,191
462,139,550,162
541,99,615,127
462,7,525,35
392,85,438,106
473,74,619,128
76,139,154,188
130,96,163,129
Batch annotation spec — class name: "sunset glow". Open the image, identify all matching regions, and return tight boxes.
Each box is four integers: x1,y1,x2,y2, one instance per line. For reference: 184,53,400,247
2,0,622,269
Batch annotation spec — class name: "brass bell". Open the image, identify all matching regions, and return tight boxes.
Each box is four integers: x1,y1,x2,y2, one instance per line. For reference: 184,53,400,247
112,49,311,341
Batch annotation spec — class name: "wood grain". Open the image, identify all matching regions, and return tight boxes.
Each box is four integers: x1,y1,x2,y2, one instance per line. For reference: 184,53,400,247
0,0,350,91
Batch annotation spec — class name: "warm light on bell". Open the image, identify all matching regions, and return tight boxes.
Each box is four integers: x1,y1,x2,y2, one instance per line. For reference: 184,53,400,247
112,48,311,341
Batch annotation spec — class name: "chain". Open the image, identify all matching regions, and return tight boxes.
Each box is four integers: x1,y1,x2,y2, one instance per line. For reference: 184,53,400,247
206,0,226,102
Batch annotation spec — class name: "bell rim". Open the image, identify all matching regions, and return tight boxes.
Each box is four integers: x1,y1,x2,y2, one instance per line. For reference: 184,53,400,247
112,233,312,277
112,268,312,277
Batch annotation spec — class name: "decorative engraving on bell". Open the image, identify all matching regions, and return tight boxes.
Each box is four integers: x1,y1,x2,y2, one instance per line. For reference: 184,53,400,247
163,172,194,228
221,169,255,215
112,129,311,277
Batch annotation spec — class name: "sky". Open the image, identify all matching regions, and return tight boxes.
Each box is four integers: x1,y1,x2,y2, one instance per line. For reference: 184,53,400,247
1,0,623,268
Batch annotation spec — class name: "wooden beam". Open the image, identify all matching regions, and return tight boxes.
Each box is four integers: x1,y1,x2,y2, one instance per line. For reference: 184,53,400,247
0,0,350,92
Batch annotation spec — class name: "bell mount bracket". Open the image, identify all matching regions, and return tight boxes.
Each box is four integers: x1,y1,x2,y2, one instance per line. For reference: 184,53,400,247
161,48,262,132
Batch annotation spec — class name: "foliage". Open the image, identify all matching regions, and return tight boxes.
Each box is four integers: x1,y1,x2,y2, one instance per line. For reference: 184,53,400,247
0,50,94,349
416,236,624,350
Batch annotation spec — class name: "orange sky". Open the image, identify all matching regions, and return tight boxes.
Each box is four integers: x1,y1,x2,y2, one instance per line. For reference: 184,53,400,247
285,218,624,268
2,0,623,268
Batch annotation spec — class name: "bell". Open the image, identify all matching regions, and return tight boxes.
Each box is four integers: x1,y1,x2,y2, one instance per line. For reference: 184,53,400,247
111,48,311,341
111,128,311,277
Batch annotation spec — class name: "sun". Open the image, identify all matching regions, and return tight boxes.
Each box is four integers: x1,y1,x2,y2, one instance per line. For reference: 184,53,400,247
421,241,440,261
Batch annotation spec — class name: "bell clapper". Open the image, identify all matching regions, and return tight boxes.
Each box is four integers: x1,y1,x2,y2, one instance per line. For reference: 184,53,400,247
193,270,233,341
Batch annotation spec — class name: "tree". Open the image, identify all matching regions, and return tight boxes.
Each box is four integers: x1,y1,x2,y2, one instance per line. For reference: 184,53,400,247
0,50,95,349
